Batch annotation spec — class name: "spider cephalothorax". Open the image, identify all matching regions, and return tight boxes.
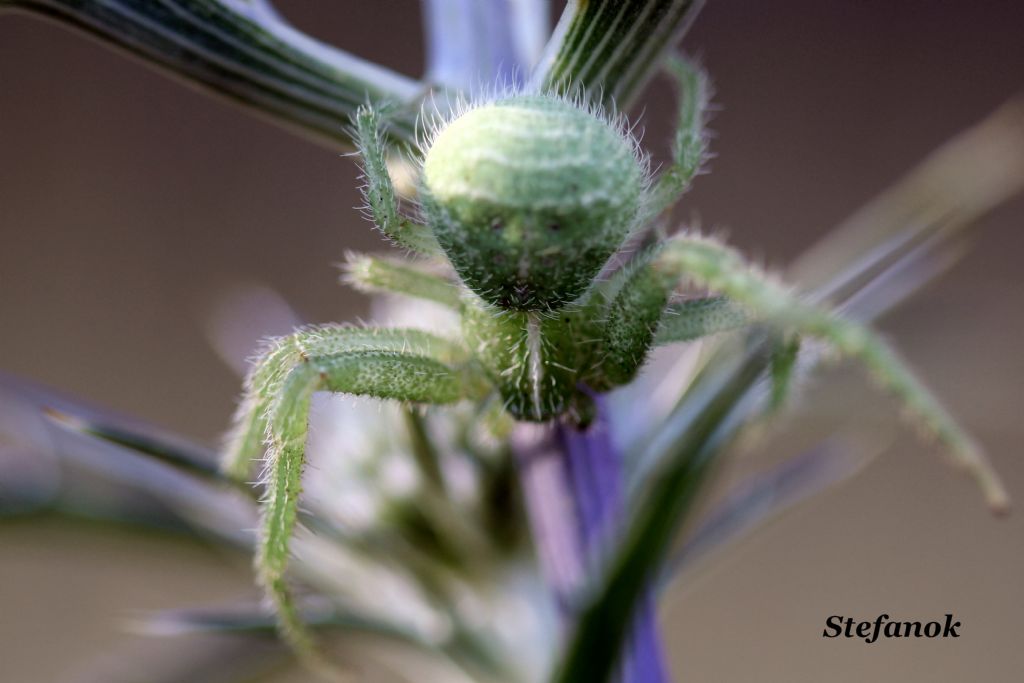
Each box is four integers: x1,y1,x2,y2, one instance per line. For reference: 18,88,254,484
221,57,1006,652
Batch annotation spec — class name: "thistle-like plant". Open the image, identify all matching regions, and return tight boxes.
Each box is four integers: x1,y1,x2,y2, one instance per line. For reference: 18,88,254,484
2,2,1022,683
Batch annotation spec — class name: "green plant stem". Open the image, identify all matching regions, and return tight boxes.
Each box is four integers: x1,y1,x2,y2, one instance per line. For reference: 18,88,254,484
404,409,448,494
533,0,704,109
552,342,769,683
1,0,423,149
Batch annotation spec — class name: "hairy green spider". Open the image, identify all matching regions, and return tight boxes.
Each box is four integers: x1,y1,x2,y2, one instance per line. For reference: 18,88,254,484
221,57,1006,650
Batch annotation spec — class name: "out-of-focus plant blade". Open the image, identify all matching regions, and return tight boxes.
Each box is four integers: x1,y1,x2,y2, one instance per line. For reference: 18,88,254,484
837,234,966,323
421,0,549,91
63,632,291,683
0,442,61,514
139,601,437,643
1,0,423,149
44,406,233,487
662,437,878,579
1,433,214,533
791,98,1024,301
139,602,513,682
531,0,704,108
555,98,1024,683
0,370,236,496
0,372,257,546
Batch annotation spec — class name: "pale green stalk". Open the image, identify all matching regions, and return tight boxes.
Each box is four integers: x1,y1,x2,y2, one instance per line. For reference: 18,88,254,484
1,0,422,149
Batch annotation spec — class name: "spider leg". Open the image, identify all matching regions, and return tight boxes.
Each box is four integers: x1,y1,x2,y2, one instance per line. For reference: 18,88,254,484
645,55,711,220
595,251,674,386
594,246,745,387
653,295,748,345
221,325,484,652
649,233,1009,510
655,296,797,409
354,106,441,255
341,251,462,308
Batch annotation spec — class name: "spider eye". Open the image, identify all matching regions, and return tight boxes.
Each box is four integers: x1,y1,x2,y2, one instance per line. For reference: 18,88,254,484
421,94,645,311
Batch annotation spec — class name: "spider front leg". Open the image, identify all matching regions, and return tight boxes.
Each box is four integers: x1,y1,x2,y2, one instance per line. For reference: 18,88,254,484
646,233,1009,511
594,249,746,388
354,105,441,255
221,325,484,652
645,55,711,220
656,295,799,411
342,252,462,309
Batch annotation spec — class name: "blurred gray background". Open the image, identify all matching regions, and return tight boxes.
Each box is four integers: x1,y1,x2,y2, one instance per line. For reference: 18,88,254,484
1,1,1023,681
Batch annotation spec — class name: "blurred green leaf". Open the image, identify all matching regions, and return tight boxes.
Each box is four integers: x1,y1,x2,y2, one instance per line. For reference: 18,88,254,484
1,0,422,149
662,438,874,579
68,633,291,683
140,601,515,682
45,406,233,488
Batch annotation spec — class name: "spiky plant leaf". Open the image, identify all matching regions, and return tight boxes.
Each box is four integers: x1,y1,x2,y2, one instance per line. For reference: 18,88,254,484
1,0,421,149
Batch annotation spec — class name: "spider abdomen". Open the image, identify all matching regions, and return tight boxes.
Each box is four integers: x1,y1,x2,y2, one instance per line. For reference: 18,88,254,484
421,95,645,311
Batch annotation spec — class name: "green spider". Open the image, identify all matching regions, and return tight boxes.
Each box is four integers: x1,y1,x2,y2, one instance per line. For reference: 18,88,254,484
221,57,1006,650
